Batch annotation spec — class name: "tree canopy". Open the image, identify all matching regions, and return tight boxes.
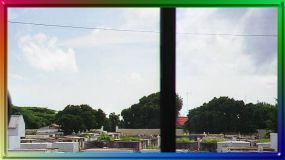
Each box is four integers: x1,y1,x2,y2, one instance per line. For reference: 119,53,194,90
121,92,183,129
55,104,106,134
185,97,277,134
107,112,121,132
11,106,56,129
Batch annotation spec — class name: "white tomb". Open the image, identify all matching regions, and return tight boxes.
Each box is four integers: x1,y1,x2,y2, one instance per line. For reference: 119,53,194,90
20,143,52,149
217,141,250,152
52,142,80,152
8,115,25,150
270,133,278,151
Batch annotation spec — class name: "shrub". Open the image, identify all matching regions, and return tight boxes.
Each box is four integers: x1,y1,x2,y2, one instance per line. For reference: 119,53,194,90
257,138,270,143
120,136,142,142
202,137,225,143
176,137,195,143
98,133,114,141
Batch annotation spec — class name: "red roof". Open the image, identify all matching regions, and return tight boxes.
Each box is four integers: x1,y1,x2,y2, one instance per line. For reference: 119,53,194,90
176,116,188,126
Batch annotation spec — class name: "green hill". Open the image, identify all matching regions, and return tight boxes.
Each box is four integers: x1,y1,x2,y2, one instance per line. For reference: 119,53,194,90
11,106,56,129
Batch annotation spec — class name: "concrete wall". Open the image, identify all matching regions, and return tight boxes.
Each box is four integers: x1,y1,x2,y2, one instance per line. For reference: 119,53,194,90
84,141,141,151
18,116,25,137
176,142,198,151
117,129,160,136
20,143,52,149
26,135,50,139
8,128,18,136
52,142,79,152
8,149,50,152
270,133,277,151
8,136,20,149
8,116,26,137
200,142,217,152
20,142,79,152
176,142,217,152
217,141,250,152
256,143,270,148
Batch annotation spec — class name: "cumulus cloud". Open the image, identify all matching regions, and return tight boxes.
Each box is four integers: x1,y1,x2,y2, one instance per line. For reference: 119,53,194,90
176,8,277,115
9,73,26,80
62,29,158,48
18,33,78,72
121,8,159,30
61,8,159,48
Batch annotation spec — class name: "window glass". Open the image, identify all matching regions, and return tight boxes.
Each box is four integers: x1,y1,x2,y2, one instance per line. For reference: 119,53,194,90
8,8,160,153
176,8,277,152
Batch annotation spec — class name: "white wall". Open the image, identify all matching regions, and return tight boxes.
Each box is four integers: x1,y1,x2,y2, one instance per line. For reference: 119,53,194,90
217,141,250,152
270,133,278,151
8,136,20,149
26,135,50,139
18,116,26,137
8,128,18,136
20,143,52,149
52,142,79,152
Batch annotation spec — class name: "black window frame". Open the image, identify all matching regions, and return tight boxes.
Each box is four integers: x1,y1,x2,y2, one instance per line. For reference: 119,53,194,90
160,8,176,152
1,3,284,159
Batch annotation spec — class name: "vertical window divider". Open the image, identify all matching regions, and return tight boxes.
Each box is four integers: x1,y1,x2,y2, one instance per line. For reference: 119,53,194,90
160,8,176,152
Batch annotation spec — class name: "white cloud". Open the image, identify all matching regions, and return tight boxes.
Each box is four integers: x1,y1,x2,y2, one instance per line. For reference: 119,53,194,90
176,8,277,115
9,73,26,80
62,29,158,48
129,72,144,84
9,8,276,116
18,33,78,72
61,8,159,48
121,8,159,30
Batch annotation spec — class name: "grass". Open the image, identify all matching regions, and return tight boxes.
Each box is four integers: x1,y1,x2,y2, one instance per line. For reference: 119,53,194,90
176,137,195,143
145,145,160,149
120,136,142,142
256,138,270,143
202,137,225,143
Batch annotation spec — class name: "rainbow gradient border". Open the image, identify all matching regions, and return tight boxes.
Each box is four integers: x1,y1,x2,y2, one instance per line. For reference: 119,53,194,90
0,0,284,160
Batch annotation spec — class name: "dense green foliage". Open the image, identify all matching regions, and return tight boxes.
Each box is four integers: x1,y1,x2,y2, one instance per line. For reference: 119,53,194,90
12,93,276,135
107,112,121,132
11,105,56,129
176,137,195,143
97,133,114,141
202,137,225,143
55,104,106,134
121,92,183,129
185,97,277,134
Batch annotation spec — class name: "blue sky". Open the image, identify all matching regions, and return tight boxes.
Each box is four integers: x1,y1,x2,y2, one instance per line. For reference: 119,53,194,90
8,8,277,116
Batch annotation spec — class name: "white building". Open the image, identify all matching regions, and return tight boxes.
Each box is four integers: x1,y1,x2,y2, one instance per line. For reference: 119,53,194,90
270,133,278,151
8,115,25,149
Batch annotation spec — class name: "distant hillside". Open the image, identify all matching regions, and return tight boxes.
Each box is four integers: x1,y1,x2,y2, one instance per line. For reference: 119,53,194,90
11,106,56,129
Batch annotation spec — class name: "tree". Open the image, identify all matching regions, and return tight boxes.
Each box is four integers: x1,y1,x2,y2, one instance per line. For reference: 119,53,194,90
108,112,120,132
184,97,277,134
58,114,85,134
11,106,56,129
103,118,112,132
94,109,106,129
56,104,99,134
121,92,183,129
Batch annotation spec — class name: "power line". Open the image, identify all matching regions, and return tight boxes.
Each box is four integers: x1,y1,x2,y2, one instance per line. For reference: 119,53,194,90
8,20,277,37
8,21,160,33
176,32,277,37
